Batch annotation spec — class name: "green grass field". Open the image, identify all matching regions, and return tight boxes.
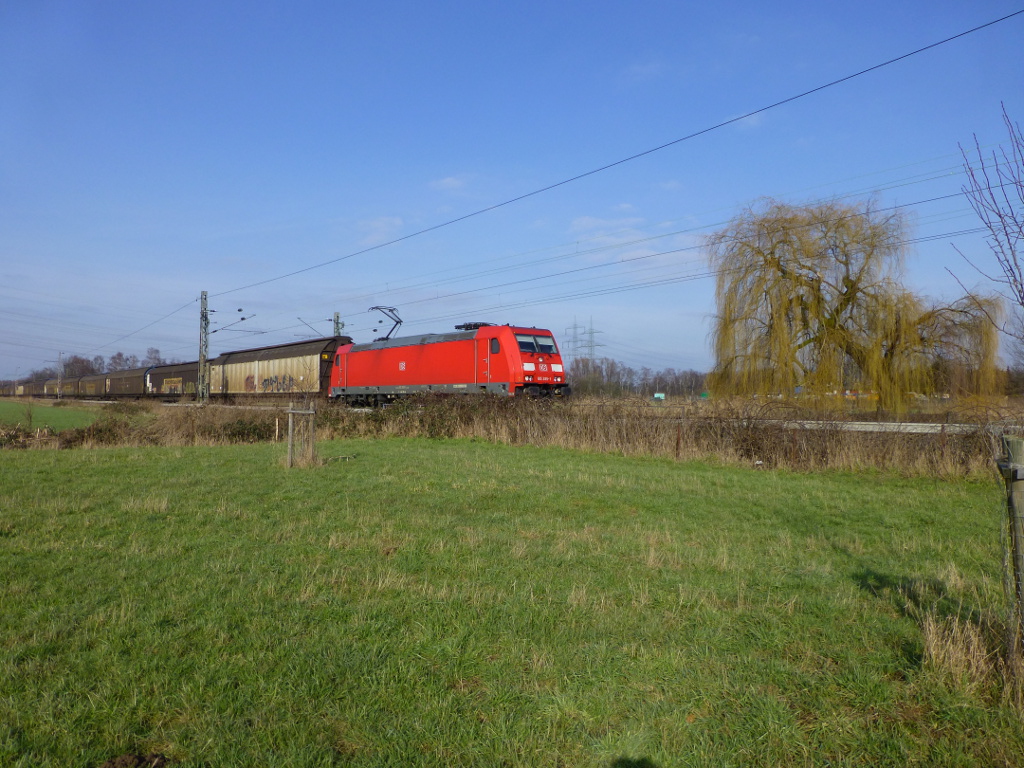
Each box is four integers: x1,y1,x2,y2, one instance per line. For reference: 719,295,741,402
0,438,1020,766
0,400,100,432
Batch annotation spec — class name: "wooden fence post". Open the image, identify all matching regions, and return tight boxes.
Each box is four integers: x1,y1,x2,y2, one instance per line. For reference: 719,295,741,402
997,435,1024,661
286,401,317,468
287,401,295,468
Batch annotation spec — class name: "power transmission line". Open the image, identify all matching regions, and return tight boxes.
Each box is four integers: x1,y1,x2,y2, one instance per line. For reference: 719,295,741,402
11,142,1014,371
42,147,1001,364
8,13,1022,375
210,9,1024,299
306,172,987,318
410,225,992,326
338,193,982,319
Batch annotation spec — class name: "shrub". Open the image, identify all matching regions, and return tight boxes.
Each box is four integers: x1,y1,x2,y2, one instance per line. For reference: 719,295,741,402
0,425,31,449
222,418,275,443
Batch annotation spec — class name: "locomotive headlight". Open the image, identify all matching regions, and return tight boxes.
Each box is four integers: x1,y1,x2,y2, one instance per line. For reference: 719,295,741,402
525,375,534,382
555,377,562,382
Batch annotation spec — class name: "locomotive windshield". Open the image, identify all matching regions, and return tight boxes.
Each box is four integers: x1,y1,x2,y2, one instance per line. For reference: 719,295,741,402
516,334,558,354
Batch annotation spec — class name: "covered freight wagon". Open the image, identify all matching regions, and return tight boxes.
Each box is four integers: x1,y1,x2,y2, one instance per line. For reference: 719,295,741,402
20,380,45,397
43,377,81,397
79,373,107,397
147,362,199,397
105,368,148,397
209,337,351,397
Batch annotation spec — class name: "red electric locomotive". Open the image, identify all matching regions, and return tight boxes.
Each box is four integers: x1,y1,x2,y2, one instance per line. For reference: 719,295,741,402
329,322,570,406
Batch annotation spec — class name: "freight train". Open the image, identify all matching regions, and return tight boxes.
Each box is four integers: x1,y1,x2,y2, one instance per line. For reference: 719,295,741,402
4,323,571,403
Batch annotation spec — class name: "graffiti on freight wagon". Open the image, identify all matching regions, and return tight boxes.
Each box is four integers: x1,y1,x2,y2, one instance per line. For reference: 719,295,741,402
244,374,300,393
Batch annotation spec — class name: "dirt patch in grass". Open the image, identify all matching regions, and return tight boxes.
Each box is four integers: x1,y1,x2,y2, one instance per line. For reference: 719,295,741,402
97,755,169,768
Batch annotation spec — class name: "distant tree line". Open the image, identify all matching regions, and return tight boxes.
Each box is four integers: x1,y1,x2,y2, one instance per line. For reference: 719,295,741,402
568,357,707,398
1004,367,1024,397
11,348,175,383
568,357,1024,400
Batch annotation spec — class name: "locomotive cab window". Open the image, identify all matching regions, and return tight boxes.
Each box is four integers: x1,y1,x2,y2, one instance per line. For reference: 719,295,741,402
516,335,537,353
490,338,500,355
516,334,558,354
535,336,557,354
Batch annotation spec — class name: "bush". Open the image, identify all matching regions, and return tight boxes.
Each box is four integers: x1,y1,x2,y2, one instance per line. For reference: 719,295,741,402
222,418,275,443
58,416,136,448
0,425,31,449
102,401,149,417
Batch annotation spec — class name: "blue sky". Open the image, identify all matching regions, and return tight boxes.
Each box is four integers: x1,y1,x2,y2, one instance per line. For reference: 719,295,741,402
2,1,1022,380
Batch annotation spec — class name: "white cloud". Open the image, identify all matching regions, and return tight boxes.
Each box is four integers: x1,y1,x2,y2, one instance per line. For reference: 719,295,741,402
430,175,467,191
569,215,645,234
732,112,765,130
618,60,666,84
358,216,403,246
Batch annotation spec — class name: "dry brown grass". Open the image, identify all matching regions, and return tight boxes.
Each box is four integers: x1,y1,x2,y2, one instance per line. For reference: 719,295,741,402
859,566,1024,709
46,403,286,450
6,394,1021,479
917,608,1024,707
921,614,997,688
312,395,1005,479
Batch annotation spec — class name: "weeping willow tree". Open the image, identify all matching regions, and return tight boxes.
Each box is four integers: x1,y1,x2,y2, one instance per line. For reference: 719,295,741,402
707,199,1000,410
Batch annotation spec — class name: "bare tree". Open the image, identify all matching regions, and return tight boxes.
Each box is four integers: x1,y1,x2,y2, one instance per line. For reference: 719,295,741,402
62,355,102,377
567,357,706,397
26,365,58,381
143,347,166,367
106,352,140,372
964,107,1024,680
960,105,1024,317
707,199,1000,410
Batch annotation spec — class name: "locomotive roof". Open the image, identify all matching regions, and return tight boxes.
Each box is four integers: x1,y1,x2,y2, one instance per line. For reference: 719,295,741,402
349,324,555,352
350,330,478,352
